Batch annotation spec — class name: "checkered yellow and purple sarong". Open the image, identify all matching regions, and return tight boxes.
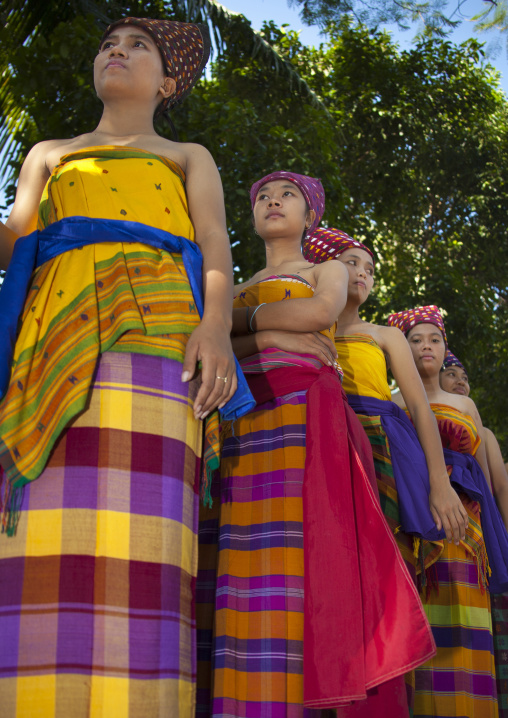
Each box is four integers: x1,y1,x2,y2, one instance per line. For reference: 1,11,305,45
414,406,498,718
492,592,508,717
213,388,313,717
0,352,202,716
0,147,207,716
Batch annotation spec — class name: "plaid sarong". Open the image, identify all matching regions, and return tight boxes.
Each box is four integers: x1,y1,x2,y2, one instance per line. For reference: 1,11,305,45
0,352,202,717
492,592,508,717
414,405,498,717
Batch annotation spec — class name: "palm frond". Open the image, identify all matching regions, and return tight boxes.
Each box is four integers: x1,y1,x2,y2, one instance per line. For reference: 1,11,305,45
183,1,329,112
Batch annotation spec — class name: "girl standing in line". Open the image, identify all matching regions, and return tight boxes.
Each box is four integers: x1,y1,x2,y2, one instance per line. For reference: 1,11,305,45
440,350,508,717
303,227,467,713
388,306,508,718
209,176,436,718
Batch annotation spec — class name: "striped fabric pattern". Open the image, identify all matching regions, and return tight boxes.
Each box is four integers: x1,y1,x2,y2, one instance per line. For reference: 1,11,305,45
431,404,481,457
414,406,498,718
0,352,202,717
209,275,341,716
354,413,416,580
212,390,314,717
414,527,498,718
492,592,508,717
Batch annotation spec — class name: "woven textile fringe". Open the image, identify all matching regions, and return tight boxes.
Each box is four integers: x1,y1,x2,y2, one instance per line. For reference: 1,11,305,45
0,475,24,537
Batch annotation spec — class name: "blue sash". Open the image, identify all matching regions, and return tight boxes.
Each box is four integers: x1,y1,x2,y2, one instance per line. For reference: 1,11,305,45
0,216,255,420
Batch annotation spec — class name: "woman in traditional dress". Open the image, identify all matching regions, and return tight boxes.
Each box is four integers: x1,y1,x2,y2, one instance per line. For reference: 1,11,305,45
440,350,508,717
209,173,436,718
0,17,249,717
303,228,468,564
440,351,508,526
388,306,508,718
303,227,467,713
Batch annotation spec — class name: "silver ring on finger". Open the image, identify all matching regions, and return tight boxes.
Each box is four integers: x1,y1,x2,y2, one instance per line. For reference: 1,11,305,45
216,375,228,383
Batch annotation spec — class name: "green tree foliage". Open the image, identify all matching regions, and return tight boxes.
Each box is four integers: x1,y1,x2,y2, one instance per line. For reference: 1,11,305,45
0,4,507,452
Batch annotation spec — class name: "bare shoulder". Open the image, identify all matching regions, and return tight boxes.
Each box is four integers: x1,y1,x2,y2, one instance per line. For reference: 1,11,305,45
378,324,405,342
460,395,481,418
179,142,218,176
313,258,348,283
6,140,67,235
371,324,406,354
153,139,216,175
23,139,63,174
177,141,214,159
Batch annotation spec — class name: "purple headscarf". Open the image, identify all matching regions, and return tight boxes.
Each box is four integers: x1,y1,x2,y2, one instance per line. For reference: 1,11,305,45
442,350,466,373
249,171,325,236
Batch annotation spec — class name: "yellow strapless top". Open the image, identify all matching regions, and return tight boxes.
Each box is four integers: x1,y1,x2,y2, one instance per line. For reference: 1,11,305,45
234,274,335,342
335,333,390,400
38,145,193,237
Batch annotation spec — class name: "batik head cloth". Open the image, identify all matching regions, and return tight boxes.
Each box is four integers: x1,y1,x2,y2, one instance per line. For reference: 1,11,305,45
100,17,211,112
387,305,447,344
249,171,325,236
442,350,466,373
303,227,375,264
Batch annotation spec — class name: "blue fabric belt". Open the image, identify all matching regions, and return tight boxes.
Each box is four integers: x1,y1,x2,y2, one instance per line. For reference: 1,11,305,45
347,394,444,540
443,447,508,594
0,216,255,420
348,394,508,593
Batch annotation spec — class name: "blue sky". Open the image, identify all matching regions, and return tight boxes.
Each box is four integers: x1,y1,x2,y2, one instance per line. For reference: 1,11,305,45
223,0,508,93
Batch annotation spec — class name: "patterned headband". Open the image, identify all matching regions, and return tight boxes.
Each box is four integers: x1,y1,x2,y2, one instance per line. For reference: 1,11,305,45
442,350,466,373
100,17,211,112
249,171,325,236
303,227,375,264
387,305,447,345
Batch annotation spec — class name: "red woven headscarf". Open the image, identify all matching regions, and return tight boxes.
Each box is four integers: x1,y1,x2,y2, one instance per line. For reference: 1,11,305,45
100,17,210,112
387,305,447,344
303,226,375,264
